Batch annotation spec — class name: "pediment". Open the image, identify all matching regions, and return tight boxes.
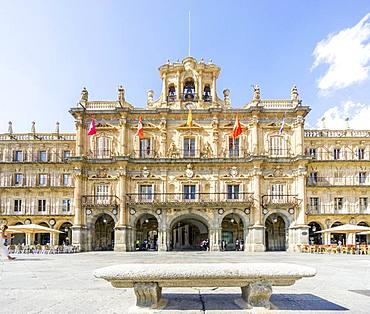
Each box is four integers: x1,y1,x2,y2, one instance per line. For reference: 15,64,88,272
96,122,117,129
176,122,202,130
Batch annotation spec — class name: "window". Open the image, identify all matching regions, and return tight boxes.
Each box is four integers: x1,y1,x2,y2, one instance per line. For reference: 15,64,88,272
39,174,48,186
96,137,111,158
139,185,153,201
39,151,47,162
168,85,176,102
63,174,70,186
359,197,368,211
309,197,319,212
203,85,211,102
14,199,22,212
38,199,47,212
183,185,196,200
63,150,71,160
271,184,284,203
359,172,366,185
62,199,71,212
183,79,195,100
183,138,196,157
309,148,317,158
14,173,23,186
14,150,23,162
139,139,151,158
309,172,318,185
270,136,285,156
227,184,239,200
357,148,365,160
334,197,343,211
229,137,240,157
96,185,109,204
333,148,340,160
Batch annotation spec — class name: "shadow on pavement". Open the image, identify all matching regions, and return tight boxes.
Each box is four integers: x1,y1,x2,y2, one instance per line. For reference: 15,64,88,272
161,293,348,311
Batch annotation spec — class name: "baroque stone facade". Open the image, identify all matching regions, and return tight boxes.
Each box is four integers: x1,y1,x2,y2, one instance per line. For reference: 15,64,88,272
0,57,369,252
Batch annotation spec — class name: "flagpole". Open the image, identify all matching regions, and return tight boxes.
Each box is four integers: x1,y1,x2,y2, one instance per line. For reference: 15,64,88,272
188,11,191,56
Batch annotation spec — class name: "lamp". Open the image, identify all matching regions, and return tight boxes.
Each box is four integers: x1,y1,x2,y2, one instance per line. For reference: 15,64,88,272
311,225,317,232
103,219,107,224
272,214,278,223
145,219,149,223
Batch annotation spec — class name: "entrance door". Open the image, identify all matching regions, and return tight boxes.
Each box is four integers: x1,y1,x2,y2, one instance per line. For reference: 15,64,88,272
265,214,286,251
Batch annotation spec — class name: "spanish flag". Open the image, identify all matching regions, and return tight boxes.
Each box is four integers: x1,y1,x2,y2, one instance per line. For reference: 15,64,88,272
187,108,193,127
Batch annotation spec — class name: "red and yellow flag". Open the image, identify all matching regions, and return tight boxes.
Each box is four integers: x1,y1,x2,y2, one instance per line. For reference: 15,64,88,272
186,109,193,127
233,116,242,138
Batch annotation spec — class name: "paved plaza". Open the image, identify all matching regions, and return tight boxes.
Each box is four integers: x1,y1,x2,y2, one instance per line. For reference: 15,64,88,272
1,251,370,314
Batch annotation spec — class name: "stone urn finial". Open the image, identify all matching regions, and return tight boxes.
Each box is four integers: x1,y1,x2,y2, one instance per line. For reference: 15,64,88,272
80,87,88,102
31,121,36,134
252,85,261,102
147,89,154,107
291,85,299,102
55,121,60,134
118,85,125,103
223,89,231,108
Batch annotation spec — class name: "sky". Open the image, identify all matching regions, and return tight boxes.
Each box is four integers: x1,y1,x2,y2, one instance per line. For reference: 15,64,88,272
1,1,370,132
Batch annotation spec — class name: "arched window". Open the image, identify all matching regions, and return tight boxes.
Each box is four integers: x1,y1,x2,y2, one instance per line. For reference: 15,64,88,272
203,85,211,102
96,137,111,158
183,79,195,100
168,84,176,102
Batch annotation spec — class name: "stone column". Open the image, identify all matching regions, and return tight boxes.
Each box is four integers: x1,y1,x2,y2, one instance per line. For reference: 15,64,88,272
246,167,265,252
157,228,167,251
120,117,127,156
161,74,167,102
176,71,181,101
198,71,202,103
75,120,84,157
211,74,216,102
209,229,220,251
250,118,259,155
115,168,128,252
72,170,87,251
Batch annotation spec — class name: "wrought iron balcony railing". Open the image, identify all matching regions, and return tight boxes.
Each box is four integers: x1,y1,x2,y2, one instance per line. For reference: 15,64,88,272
306,150,370,161
126,192,254,204
307,177,370,187
307,204,369,215
131,150,157,159
267,149,292,158
82,195,119,207
0,152,73,163
261,194,300,208
87,150,113,159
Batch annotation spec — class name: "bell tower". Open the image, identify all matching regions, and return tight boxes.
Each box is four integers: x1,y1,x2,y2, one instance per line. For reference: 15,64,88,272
147,57,230,110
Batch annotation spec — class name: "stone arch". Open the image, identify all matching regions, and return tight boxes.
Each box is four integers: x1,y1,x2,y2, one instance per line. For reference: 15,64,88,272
35,222,50,245
58,222,73,245
330,221,345,245
264,211,290,251
263,209,292,226
93,213,116,251
91,210,117,225
219,210,248,251
168,211,210,251
307,221,323,244
130,210,162,229
134,213,159,251
11,222,26,245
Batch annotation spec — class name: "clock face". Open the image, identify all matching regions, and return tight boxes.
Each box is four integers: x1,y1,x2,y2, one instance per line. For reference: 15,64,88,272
185,103,194,110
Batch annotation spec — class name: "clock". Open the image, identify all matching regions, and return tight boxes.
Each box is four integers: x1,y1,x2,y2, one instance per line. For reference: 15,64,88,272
185,103,194,110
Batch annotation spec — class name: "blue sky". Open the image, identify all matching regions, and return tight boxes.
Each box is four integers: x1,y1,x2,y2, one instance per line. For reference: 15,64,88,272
1,1,370,132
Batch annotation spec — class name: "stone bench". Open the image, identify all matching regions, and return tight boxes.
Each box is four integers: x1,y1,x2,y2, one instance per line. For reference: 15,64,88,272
94,263,316,310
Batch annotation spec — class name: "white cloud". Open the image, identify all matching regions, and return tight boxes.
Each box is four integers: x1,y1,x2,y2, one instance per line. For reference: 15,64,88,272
316,101,370,129
312,13,370,91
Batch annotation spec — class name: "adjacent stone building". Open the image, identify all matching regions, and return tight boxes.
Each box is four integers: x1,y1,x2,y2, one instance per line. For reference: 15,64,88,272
0,57,369,252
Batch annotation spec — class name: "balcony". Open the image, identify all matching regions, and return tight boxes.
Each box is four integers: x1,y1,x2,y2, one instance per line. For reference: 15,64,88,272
307,177,370,187
306,150,370,161
87,150,113,159
126,192,254,208
0,205,74,216
261,194,300,209
131,150,157,159
81,195,119,208
307,204,370,215
0,152,73,163
267,149,291,158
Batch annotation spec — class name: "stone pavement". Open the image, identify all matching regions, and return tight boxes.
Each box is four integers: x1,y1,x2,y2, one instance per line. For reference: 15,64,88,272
0,251,369,314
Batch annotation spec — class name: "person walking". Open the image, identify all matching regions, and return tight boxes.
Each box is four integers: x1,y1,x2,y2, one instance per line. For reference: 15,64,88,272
0,225,15,260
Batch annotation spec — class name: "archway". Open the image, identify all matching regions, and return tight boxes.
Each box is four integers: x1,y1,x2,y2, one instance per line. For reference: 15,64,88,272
265,213,287,251
94,214,115,251
35,222,50,245
11,222,26,245
221,214,244,251
135,214,158,251
356,222,369,244
330,221,345,245
170,215,209,251
308,222,322,244
59,222,73,245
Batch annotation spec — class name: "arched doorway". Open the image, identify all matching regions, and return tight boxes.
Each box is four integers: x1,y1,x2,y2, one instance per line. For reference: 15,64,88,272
330,222,345,244
308,222,322,244
35,222,50,245
221,214,244,251
135,214,158,251
59,222,73,245
11,222,26,245
356,222,369,244
265,213,287,251
94,214,115,251
170,215,209,251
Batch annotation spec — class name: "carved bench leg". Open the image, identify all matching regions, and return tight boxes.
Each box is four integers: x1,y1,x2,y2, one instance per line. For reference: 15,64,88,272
241,281,273,309
133,282,162,309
